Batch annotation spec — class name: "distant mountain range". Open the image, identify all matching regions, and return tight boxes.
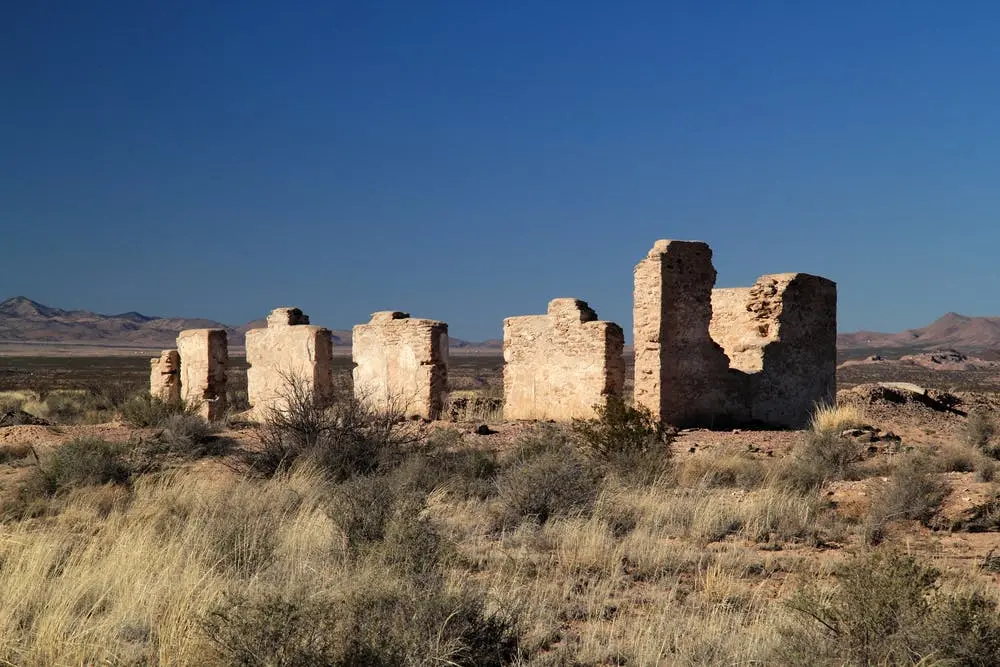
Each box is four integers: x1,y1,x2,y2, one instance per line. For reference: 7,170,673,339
5,297,997,356
0,297,501,351
837,312,1000,353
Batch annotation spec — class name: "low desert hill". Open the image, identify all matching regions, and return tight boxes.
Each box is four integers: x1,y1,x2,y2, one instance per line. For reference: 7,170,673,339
838,312,1000,354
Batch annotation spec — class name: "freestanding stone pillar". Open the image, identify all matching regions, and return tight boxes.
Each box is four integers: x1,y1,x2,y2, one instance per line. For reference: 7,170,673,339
503,298,624,421
352,311,448,420
245,307,334,418
176,329,228,421
149,349,181,404
633,240,743,426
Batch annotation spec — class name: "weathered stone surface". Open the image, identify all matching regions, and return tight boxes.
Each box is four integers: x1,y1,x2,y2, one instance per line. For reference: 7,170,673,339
352,312,448,419
503,298,624,421
633,241,744,426
267,307,310,327
176,329,228,421
710,273,837,428
246,308,333,418
149,349,180,403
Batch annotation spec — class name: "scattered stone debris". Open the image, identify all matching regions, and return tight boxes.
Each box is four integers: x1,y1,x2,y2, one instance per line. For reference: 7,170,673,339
0,410,50,427
842,383,964,415
841,425,902,445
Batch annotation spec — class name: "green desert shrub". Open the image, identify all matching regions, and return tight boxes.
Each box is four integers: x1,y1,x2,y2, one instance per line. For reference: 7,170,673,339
495,429,600,527
773,429,866,493
572,396,672,484
121,394,193,428
782,549,1000,666
18,437,134,505
967,409,1000,459
393,428,499,500
156,413,225,457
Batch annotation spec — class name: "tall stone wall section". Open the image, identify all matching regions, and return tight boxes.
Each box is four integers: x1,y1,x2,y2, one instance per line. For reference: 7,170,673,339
176,329,228,421
710,273,837,428
503,298,624,421
245,308,334,418
633,241,745,426
352,312,448,420
149,349,180,403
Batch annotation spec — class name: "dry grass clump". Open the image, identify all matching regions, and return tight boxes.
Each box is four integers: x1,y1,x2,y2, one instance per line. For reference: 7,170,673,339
933,439,998,481
770,402,880,494
864,454,949,545
7,379,1000,665
0,390,33,412
445,390,504,422
675,452,768,489
809,401,867,435
7,388,124,425
0,467,519,665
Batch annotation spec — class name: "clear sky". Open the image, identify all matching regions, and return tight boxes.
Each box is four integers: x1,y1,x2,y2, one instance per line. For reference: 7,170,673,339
3,1,1000,341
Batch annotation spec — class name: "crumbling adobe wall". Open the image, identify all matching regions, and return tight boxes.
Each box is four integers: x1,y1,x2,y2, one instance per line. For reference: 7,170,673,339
710,273,837,427
352,312,448,420
149,349,180,403
176,329,228,420
633,240,746,426
503,298,624,421
245,308,334,418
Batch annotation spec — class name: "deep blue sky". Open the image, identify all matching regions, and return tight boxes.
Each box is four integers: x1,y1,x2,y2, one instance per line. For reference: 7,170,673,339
4,1,1000,340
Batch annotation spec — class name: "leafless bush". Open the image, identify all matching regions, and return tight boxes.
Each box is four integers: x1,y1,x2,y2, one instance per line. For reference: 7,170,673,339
246,375,410,480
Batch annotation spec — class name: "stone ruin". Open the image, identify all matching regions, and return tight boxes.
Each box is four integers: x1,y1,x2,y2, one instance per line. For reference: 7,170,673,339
503,298,625,421
352,311,448,420
710,273,837,427
149,349,181,404
175,329,228,421
145,239,833,430
245,307,334,418
634,241,743,426
634,240,836,428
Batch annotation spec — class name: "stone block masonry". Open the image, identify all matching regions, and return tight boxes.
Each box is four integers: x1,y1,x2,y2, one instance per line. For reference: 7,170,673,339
633,239,837,428
245,308,334,418
176,329,228,421
633,240,745,426
149,349,180,404
710,273,837,428
352,312,449,420
503,298,624,421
